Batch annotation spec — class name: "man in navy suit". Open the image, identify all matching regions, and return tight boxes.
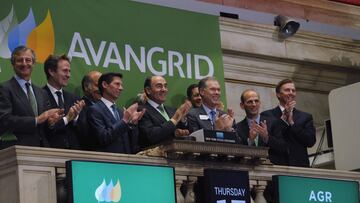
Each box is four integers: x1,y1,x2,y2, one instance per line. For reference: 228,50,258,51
261,79,316,167
235,89,287,164
43,54,85,149
0,46,62,149
138,76,191,148
87,72,145,153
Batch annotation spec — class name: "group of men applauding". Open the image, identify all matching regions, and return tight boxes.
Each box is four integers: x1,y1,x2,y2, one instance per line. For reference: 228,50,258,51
0,46,316,168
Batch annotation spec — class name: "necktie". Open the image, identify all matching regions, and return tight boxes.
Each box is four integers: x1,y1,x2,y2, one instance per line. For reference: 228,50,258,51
55,91,64,109
254,120,259,146
25,82,38,116
210,110,216,125
157,105,170,121
111,105,120,121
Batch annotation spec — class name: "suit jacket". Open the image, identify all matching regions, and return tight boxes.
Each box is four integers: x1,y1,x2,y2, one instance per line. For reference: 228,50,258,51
138,102,177,148
44,86,80,149
187,105,226,133
0,77,50,148
235,116,288,164
87,100,138,153
261,106,316,167
76,96,97,150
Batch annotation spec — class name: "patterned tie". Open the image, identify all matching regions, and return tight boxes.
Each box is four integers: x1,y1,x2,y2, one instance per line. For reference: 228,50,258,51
157,105,170,121
254,120,259,146
210,110,216,129
25,82,38,116
111,105,120,121
55,91,64,109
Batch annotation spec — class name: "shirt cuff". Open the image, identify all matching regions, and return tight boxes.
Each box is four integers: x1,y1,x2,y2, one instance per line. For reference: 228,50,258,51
63,117,69,126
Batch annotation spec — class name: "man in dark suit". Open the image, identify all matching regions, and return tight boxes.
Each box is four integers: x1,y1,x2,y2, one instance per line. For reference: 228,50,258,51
43,55,85,149
261,79,316,167
77,71,102,150
187,77,236,133
138,76,191,148
87,72,145,153
235,89,287,164
0,46,63,149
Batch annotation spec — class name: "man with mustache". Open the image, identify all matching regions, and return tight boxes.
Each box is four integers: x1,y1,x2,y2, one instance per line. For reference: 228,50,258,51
261,79,316,167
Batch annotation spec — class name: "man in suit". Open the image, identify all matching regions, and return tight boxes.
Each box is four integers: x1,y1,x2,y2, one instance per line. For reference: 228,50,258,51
138,76,192,148
43,54,85,149
235,89,287,164
187,77,236,133
261,79,316,167
0,46,63,149
87,72,145,153
77,71,102,150
186,84,202,108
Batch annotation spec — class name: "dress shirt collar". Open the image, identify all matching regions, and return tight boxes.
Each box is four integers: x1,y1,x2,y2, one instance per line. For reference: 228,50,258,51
147,99,162,109
279,105,294,113
14,74,32,92
101,97,115,109
246,114,260,126
46,83,63,95
202,104,216,116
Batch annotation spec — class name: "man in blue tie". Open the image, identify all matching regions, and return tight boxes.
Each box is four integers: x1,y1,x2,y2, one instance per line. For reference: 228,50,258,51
187,77,236,133
0,46,63,149
87,72,145,153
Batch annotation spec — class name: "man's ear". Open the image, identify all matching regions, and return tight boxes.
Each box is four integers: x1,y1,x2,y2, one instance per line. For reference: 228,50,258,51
276,93,281,100
240,103,245,110
102,81,108,90
49,68,56,78
144,87,151,95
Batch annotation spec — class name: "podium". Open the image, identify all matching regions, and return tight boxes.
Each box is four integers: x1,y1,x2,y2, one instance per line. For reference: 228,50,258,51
1,145,360,203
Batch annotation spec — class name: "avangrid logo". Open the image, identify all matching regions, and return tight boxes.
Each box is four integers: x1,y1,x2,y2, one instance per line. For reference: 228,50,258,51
95,179,122,202
0,5,55,63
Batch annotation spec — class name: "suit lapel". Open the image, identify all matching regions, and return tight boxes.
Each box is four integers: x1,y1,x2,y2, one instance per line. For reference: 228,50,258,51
99,101,117,123
146,102,167,123
273,106,282,118
44,86,58,108
199,106,213,129
10,78,34,115
63,91,73,113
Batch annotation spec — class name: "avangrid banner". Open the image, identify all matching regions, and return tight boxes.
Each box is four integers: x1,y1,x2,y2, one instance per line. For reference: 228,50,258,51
0,0,226,107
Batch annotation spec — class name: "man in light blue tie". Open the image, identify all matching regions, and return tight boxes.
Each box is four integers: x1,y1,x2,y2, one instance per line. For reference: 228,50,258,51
87,72,145,153
187,77,236,133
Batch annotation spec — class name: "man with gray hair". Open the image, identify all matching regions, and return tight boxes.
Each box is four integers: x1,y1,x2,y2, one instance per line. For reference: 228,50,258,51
0,46,63,149
187,77,236,133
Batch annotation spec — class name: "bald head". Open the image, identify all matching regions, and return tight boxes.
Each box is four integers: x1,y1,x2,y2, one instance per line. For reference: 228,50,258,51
240,89,261,119
82,71,102,101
